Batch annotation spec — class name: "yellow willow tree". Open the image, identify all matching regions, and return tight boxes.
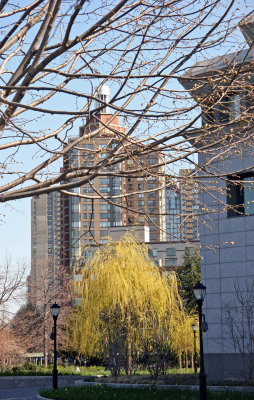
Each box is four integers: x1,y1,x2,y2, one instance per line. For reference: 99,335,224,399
70,233,189,375
174,314,200,370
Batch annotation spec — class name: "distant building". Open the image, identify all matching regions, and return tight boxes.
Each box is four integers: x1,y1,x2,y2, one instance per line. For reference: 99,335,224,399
165,184,181,242
179,169,199,241
165,169,199,242
29,192,61,308
61,86,166,268
74,225,199,294
30,87,167,300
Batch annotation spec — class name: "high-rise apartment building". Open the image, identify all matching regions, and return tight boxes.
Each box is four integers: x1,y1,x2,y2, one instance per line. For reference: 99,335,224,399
30,120,198,303
165,170,199,242
61,86,166,268
179,169,199,241
30,87,167,299
165,185,181,242
29,192,61,307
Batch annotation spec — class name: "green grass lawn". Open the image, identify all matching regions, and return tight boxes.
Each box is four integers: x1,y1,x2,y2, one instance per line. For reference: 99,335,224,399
0,364,111,376
39,386,254,400
0,363,196,376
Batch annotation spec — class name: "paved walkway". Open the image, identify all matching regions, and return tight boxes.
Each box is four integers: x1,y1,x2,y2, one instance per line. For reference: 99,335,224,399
0,376,79,390
0,386,39,400
0,376,79,400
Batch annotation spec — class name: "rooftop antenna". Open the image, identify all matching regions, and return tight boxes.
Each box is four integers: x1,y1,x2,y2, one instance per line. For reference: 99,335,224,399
95,85,110,114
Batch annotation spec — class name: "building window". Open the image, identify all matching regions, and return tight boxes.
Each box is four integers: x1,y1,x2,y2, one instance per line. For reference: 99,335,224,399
185,247,194,255
100,178,110,185
148,183,156,189
218,93,241,123
203,93,242,125
166,247,176,257
100,204,111,210
83,144,93,150
227,173,254,217
148,248,158,257
100,213,111,219
99,153,107,159
100,221,111,227
165,259,177,266
113,221,122,226
150,233,157,240
100,186,111,193
100,230,108,236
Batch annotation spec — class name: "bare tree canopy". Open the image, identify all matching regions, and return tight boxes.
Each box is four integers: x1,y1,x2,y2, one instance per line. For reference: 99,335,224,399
0,255,26,320
0,0,252,205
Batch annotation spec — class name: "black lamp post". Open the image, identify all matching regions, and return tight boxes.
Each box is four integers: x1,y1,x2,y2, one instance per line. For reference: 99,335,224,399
193,282,206,400
192,322,198,373
50,303,60,390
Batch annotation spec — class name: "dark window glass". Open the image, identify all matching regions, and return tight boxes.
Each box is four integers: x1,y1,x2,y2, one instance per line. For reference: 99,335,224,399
227,173,254,217
165,259,177,266
218,94,241,123
166,247,176,257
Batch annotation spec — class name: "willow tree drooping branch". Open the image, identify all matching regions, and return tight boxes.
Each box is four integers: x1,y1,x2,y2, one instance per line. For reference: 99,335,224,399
70,233,191,374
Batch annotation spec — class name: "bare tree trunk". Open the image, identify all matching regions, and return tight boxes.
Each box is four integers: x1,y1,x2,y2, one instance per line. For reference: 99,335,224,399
185,352,188,371
179,353,182,369
191,353,194,370
127,309,132,375
43,313,48,367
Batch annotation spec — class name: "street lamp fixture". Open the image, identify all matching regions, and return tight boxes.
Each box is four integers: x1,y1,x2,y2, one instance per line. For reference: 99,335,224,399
193,282,206,400
193,282,206,302
192,322,198,373
50,303,60,390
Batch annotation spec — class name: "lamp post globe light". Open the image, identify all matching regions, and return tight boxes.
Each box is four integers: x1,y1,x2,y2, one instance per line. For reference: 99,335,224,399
50,303,60,390
193,282,206,400
192,322,198,374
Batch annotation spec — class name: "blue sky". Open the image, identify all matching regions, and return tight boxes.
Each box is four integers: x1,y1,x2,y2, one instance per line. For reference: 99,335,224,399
1,198,30,265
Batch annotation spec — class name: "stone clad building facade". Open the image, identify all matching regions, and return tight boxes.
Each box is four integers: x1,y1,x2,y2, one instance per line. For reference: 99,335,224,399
180,14,254,379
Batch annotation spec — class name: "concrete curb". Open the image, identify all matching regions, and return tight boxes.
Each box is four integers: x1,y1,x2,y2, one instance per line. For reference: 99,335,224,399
74,380,254,392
